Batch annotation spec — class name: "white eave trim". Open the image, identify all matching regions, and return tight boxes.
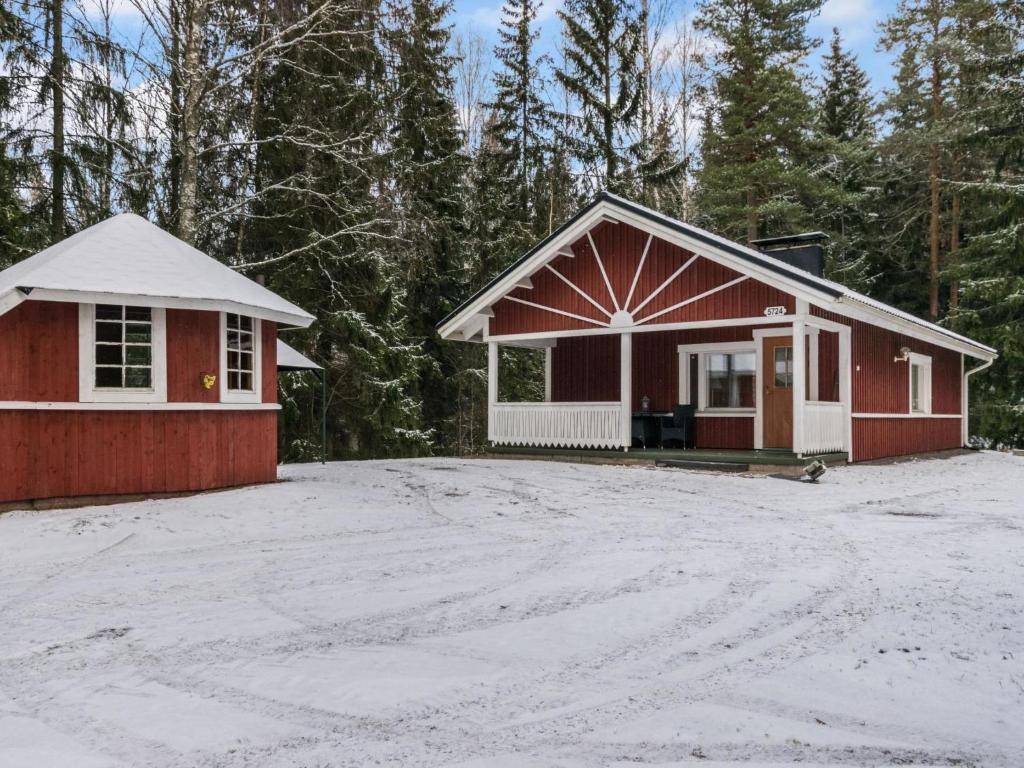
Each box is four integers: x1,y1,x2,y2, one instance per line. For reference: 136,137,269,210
20,287,314,328
0,288,27,318
437,200,839,340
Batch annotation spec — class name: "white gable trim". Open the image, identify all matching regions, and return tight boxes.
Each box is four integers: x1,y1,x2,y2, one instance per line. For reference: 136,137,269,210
0,289,26,318
440,197,995,361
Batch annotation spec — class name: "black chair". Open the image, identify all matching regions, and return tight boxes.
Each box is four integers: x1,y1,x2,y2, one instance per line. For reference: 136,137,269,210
660,404,696,448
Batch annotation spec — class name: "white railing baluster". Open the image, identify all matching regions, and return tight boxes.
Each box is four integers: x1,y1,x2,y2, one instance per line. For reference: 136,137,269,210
489,402,624,449
802,401,846,454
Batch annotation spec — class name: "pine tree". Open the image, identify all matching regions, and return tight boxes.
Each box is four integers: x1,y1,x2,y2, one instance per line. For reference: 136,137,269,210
694,0,823,242
814,28,875,289
0,1,36,266
555,0,643,194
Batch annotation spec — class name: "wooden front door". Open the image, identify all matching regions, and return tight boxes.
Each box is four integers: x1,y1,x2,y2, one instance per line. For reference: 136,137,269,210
762,336,794,449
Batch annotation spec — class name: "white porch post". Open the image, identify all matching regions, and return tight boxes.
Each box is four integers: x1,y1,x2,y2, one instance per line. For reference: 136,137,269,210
838,326,852,459
792,318,806,456
544,346,552,402
487,341,498,442
620,332,632,449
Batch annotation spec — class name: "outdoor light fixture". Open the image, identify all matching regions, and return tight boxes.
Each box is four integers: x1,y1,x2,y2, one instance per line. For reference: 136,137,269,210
804,460,827,482
894,346,912,363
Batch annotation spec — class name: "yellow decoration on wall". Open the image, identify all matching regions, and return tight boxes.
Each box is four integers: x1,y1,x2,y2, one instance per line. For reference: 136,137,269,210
202,373,217,390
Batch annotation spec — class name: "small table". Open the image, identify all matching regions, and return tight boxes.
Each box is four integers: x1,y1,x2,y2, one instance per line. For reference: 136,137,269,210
631,412,668,448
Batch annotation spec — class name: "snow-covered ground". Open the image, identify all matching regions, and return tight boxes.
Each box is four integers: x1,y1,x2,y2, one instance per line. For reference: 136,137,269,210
1,453,1022,767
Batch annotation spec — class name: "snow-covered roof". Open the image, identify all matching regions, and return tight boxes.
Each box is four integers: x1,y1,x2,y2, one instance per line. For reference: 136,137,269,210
277,339,321,370
0,214,314,327
439,192,996,360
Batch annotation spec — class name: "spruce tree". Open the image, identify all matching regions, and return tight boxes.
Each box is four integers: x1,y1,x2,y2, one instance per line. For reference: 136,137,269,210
555,0,642,194
387,0,470,453
814,28,875,289
694,0,823,242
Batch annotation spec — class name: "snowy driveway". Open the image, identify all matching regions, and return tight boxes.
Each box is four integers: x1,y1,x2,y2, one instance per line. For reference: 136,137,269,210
1,453,1022,767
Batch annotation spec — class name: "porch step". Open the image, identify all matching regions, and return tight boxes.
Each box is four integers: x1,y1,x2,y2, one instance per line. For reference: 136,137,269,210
655,459,749,472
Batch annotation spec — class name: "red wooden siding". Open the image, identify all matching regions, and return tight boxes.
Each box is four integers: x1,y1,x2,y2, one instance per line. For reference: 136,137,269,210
0,410,278,503
490,221,796,336
853,417,961,462
0,300,78,401
817,330,840,402
695,417,754,449
550,335,620,402
262,321,277,403
167,309,220,402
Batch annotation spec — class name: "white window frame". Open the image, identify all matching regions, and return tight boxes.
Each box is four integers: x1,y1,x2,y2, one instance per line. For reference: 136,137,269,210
78,303,168,403
678,341,758,415
908,352,932,414
219,312,262,404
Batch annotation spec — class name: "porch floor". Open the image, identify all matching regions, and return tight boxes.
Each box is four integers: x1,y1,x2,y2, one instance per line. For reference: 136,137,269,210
486,445,848,468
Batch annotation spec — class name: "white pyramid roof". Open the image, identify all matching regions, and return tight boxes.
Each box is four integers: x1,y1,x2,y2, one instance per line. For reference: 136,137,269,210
0,213,313,327
277,339,321,370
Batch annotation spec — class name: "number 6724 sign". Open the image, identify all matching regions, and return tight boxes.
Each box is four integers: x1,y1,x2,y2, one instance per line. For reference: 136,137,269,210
763,306,787,317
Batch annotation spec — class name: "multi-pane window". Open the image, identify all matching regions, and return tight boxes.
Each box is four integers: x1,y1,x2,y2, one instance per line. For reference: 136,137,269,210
774,345,794,387
225,313,255,391
706,352,755,408
94,305,152,389
910,357,931,413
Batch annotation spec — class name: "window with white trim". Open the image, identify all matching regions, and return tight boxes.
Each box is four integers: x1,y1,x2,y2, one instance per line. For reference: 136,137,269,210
219,312,262,403
94,304,153,389
706,351,756,409
225,313,255,392
79,304,168,403
909,352,932,414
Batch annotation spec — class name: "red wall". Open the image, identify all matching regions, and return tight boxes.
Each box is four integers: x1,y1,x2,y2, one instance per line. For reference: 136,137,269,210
167,309,220,402
490,221,795,336
853,417,962,462
0,410,278,503
0,300,78,401
261,321,277,403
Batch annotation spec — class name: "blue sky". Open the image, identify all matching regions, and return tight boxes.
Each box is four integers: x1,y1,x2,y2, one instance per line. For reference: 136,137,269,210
450,0,902,99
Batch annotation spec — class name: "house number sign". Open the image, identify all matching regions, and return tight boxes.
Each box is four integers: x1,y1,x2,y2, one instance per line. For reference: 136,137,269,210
763,306,787,317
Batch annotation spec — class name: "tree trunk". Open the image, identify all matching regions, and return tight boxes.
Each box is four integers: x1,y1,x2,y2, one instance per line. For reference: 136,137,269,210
746,188,758,243
177,0,208,244
927,31,942,322
50,0,65,244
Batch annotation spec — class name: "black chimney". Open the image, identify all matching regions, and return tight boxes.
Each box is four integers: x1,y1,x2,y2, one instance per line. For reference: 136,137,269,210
750,232,828,278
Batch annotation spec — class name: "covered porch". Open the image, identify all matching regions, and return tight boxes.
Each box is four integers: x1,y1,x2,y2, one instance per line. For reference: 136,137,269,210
487,312,852,459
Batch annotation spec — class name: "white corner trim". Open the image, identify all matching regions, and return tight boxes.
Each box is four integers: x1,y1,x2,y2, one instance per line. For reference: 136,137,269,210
0,401,281,411
219,311,263,404
0,288,26,318
78,303,168,404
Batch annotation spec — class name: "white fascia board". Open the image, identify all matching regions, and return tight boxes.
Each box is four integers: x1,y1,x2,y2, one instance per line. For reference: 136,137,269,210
438,206,611,339
22,288,314,328
439,200,837,340
0,289,26,318
831,296,997,360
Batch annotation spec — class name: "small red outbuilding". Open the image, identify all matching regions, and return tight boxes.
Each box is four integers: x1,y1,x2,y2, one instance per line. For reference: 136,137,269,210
0,214,314,505
439,193,998,462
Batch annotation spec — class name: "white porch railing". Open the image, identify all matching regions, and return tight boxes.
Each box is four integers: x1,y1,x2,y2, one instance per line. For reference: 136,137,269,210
489,402,624,449
802,401,845,454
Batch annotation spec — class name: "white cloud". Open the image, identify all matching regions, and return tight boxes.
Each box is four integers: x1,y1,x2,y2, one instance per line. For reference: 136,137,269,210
819,0,875,24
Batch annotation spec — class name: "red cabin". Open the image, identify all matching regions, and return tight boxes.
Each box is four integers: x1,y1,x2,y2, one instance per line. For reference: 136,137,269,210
0,214,314,505
439,194,997,462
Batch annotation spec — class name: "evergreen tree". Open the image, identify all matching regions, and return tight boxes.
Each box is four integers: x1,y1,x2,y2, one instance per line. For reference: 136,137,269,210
243,0,428,459
948,0,1024,446
814,28,875,289
694,0,823,242
387,0,470,452
0,1,35,266
555,0,642,194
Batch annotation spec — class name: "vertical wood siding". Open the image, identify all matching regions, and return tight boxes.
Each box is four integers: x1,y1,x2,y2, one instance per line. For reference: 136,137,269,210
262,321,277,403
817,330,840,402
0,300,78,401
550,335,620,402
0,410,278,503
166,309,220,402
490,222,795,336
853,417,962,462
695,417,754,449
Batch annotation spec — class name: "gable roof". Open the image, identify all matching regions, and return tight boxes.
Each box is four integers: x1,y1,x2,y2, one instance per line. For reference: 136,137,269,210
0,214,314,328
439,192,996,360
277,339,321,371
